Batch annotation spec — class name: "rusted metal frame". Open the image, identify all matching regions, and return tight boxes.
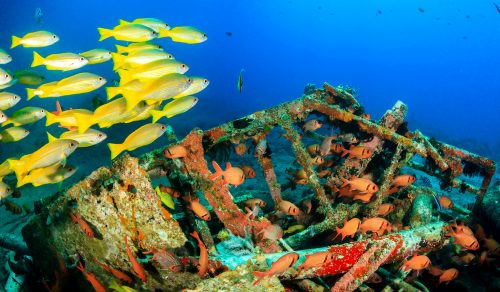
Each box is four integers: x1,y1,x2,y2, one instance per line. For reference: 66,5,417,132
323,82,362,110
303,98,426,157
413,130,449,172
256,156,283,205
332,239,396,292
408,161,482,196
377,268,420,292
218,221,446,280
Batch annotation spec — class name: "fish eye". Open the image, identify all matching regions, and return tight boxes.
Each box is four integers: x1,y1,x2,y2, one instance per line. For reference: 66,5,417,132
181,64,186,68
98,133,102,137
70,142,75,147
80,57,84,61
52,35,56,38
5,74,8,78
6,188,10,192
40,109,45,112
204,79,208,84
161,125,166,129
24,130,29,133
98,77,103,80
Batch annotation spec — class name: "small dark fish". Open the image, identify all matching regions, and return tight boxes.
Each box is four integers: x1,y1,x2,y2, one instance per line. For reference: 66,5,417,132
377,10,382,15
418,7,425,13
494,2,500,13
225,32,232,37
462,36,468,40
317,5,322,10
34,8,43,24
237,69,244,93
465,15,470,19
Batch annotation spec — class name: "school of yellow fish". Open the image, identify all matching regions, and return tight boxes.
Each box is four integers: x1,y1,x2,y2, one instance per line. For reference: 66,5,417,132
0,18,208,201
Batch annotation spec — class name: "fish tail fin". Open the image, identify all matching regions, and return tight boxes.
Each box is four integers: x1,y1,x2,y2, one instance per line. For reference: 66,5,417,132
209,160,223,180
108,143,123,160
115,44,127,54
111,52,125,70
340,177,350,188
45,111,58,126
73,113,94,134
26,88,37,100
108,280,121,291
31,51,45,67
16,176,28,188
190,231,200,242
158,27,170,38
116,70,133,84
252,271,266,286
1,119,10,127
340,148,349,158
105,86,121,100
97,27,112,41
122,92,142,112
7,159,26,180
150,110,164,123
11,35,21,48
46,131,57,142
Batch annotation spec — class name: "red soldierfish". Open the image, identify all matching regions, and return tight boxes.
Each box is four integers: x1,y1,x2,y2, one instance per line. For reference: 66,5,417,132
331,218,361,241
76,262,106,292
296,251,334,274
257,224,283,240
70,212,95,238
253,252,300,285
93,257,133,284
341,145,373,159
191,231,208,276
302,120,322,132
278,200,301,216
319,134,334,156
184,196,211,221
392,174,416,187
209,161,245,186
341,177,378,193
401,254,431,272
360,217,391,237
163,145,187,159
124,236,147,282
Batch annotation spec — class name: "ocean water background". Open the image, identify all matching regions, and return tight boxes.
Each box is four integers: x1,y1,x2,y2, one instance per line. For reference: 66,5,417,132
0,0,499,220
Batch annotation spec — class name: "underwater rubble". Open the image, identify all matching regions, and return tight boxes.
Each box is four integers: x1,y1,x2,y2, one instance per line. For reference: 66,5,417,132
3,83,498,291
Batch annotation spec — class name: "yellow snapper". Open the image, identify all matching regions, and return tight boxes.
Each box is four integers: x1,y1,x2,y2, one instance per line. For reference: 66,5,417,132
28,73,106,99
0,92,21,110
150,96,198,123
158,26,207,44
26,81,59,99
0,181,13,201
11,31,59,48
17,164,77,187
8,139,79,179
122,73,193,111
0,111,6,123
106,79,145,100
73,97,147,133
155,186,175,209
2,107,45,126
111,49,173,70
109,280,138,292
172,77,209,99
0,49,12,64
115,42,162,54
122,102,159,123
80,49,112,65
108,123,167,159
1,127,29,143
45,108,93,129
31,52,88,71
117,59,188,84
0,68,13,86
120,18,170,33
98,23,157,42
47,128,107,147
0,160,13,180
14,70,45,85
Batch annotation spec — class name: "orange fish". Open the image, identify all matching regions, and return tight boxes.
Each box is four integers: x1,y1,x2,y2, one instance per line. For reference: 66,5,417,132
257,224,283,240
158,185,181,198
163,145,187,159
296,251,334,274
392,174,416,187
484,238,500,256
377,203,395,216
235,143,247,156
341,145,373,159
253,252,299,285
209,161,245,186
310,156,324,165
401,254,431,272
76,262,106,292
278,200,301,216
446,229,480,250
331,218,361,241
475,224,487,241
191,231,208,277
353,192,374,203
341,177,378,193
302,119,322,132
438,194,453,209
360,217,391,237
333,186,358,198
93,257,133,284
124,236,147,282
241,165,256,178
428,266,443,276
438,268,459,285
451,220,474,236
330,143,344,154
317,169,331,178
287,168,307,180
70,212,95,238
307,144,320,155
244,198,266,208
184,196,211,221
454,253,475,265
319,134,334,156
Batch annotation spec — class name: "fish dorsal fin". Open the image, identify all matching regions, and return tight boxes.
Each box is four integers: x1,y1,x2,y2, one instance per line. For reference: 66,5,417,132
55,100,62,115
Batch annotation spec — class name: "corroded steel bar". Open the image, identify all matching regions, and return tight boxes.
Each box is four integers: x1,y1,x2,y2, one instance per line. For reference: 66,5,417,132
377,268,420,292
414,130,449,172
332,239,396,292
323,82,361,109
257,156,283,204
218,222,446,279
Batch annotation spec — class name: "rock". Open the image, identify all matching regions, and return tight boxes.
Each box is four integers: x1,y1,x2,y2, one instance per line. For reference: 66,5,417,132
479,180,500,238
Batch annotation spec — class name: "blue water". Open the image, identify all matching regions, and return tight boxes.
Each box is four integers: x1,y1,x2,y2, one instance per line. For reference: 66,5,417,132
0,0,499,192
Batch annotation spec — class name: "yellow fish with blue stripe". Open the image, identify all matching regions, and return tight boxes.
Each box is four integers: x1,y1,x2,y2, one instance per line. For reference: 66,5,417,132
158,26,207,44
108,123,167,159
150,96,198,123
31,52,88,71
98,23,157,42
47,128,107,147
155,186,175,209
11,31,59,48
17,163,77,187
